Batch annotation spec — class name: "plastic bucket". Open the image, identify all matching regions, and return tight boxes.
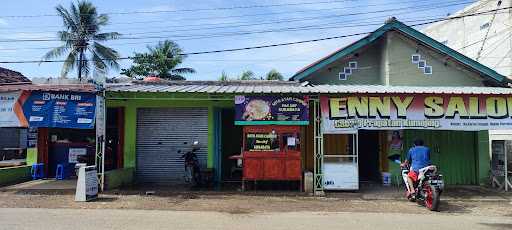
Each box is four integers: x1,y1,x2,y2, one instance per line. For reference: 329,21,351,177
382,172,391,186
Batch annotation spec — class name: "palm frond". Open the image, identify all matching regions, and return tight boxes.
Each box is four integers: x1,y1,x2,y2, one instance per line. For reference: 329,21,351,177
60,50,77,78
56,4,77,32
97,14,109,26
94,32,120,41
171,67,195,74
92,42,120,70
41,46,69,61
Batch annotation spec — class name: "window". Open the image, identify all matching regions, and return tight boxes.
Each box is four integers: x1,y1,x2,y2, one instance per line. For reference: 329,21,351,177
424,66,433,75
339,73,347,80
411,54,421,63
344,67,352,75
418,60,426,68
348,61,358,69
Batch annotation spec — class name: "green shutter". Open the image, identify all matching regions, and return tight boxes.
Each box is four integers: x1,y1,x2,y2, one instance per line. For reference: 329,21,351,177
403,130,477,185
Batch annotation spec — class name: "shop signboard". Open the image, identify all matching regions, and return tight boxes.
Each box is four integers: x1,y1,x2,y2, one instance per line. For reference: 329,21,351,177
0,91,26,127
245,132,280,152
321,94,512,133
69,148,87,163
22,91,96,129
235,95,309,125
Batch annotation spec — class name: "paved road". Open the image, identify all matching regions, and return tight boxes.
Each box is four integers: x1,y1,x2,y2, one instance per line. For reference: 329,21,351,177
1,208,511,230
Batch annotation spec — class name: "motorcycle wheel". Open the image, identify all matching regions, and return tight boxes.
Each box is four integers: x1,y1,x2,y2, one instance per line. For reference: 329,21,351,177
425,185,440,211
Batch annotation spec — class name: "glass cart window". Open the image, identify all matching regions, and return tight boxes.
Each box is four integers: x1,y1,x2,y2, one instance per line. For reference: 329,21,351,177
245,132,279,152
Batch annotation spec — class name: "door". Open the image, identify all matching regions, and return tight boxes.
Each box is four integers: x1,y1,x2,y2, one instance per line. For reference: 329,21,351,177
136,108,208,184
323,133,359,190
358,130,380,182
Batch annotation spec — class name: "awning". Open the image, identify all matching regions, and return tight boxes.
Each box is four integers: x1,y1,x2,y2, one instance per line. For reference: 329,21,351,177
106,81,512,95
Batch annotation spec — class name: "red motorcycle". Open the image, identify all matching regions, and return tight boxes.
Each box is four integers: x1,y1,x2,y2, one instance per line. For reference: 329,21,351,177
401,164,444,211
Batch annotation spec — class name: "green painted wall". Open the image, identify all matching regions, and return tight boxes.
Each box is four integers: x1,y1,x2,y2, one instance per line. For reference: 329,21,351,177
402,130,478,185
107,93,233,176
303,32,485,87
477,130,490,185
104,167,134,190
26,148,37,165
304,39,383,85
0,166,31,186
386,32,484,86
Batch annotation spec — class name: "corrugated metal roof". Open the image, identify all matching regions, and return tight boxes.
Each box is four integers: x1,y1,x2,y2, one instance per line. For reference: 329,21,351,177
0,83,96,93
106,81,512,95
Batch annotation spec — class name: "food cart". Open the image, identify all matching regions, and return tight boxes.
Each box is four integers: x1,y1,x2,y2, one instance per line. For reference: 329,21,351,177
242,125,302,190
234,95,309,191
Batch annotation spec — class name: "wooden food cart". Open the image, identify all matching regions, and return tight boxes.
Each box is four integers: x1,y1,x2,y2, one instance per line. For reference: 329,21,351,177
241,125,302,190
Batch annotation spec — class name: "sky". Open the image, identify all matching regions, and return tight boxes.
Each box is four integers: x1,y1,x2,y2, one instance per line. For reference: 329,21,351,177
0,0,475,80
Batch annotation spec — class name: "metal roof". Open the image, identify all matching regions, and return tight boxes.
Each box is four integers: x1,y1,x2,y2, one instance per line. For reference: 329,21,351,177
106,81,512,95
0,83,96,93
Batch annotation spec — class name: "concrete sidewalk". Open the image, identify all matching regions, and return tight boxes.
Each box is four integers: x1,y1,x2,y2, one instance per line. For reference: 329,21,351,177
1,180,510,202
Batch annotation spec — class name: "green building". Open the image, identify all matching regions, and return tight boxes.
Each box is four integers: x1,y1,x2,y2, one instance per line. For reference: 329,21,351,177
102,19,512,192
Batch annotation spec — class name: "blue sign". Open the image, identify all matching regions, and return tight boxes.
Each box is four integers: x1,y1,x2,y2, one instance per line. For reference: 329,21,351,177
22,91,96,129
235,95,309,125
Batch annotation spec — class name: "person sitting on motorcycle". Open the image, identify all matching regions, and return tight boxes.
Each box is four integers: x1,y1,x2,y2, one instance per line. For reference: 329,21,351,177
401,139,431,198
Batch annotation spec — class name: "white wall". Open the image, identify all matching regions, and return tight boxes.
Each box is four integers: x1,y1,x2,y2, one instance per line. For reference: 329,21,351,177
423,0,512,78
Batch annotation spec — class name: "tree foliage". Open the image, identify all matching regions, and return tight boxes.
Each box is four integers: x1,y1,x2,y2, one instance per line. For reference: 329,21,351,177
265,69,284,80
42,1,120,80
121,40,195,80
238,70,258,80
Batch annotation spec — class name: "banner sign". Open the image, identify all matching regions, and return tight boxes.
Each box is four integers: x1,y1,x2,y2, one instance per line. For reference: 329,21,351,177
0,91,26,127
321,94,512,133
23,91,96,129
235,95,309,125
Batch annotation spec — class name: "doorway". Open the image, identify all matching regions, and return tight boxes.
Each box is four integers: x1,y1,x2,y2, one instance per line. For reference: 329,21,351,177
358,130,381,183
106,107,124,171
220,108,243,182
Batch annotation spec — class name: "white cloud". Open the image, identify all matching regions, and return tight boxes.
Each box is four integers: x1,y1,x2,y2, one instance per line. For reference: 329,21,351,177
0,19,8,26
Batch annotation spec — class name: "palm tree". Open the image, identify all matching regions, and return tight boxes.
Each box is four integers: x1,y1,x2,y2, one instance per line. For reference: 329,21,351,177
265,69,284,80
122,40,195,80
239,70,257,80
42,1,120,81
218,71,229,81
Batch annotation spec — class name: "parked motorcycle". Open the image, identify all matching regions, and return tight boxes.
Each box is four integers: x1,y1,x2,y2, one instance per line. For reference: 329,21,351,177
179,141,202,187
401,163,444,211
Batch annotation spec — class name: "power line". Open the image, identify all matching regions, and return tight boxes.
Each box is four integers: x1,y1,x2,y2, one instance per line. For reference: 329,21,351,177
0,9,502,64
0,1,477,43
0,0,357,18
0,0,470,32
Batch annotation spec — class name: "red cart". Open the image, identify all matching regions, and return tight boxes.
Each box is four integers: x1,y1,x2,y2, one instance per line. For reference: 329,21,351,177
241,125,302,191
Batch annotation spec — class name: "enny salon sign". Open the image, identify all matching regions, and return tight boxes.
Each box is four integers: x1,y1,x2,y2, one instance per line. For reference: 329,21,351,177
321,94,512,133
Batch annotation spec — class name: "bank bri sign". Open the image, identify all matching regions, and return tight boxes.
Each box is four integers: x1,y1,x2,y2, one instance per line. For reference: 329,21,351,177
22,91,96,129
321,94,512,132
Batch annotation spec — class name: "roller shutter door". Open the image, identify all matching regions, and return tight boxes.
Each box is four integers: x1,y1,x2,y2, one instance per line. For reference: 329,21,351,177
136,108,208,184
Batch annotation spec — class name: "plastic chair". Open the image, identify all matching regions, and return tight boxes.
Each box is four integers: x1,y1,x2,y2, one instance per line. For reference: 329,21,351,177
31,164,39,180
56,164,64,180
31,163,45,180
